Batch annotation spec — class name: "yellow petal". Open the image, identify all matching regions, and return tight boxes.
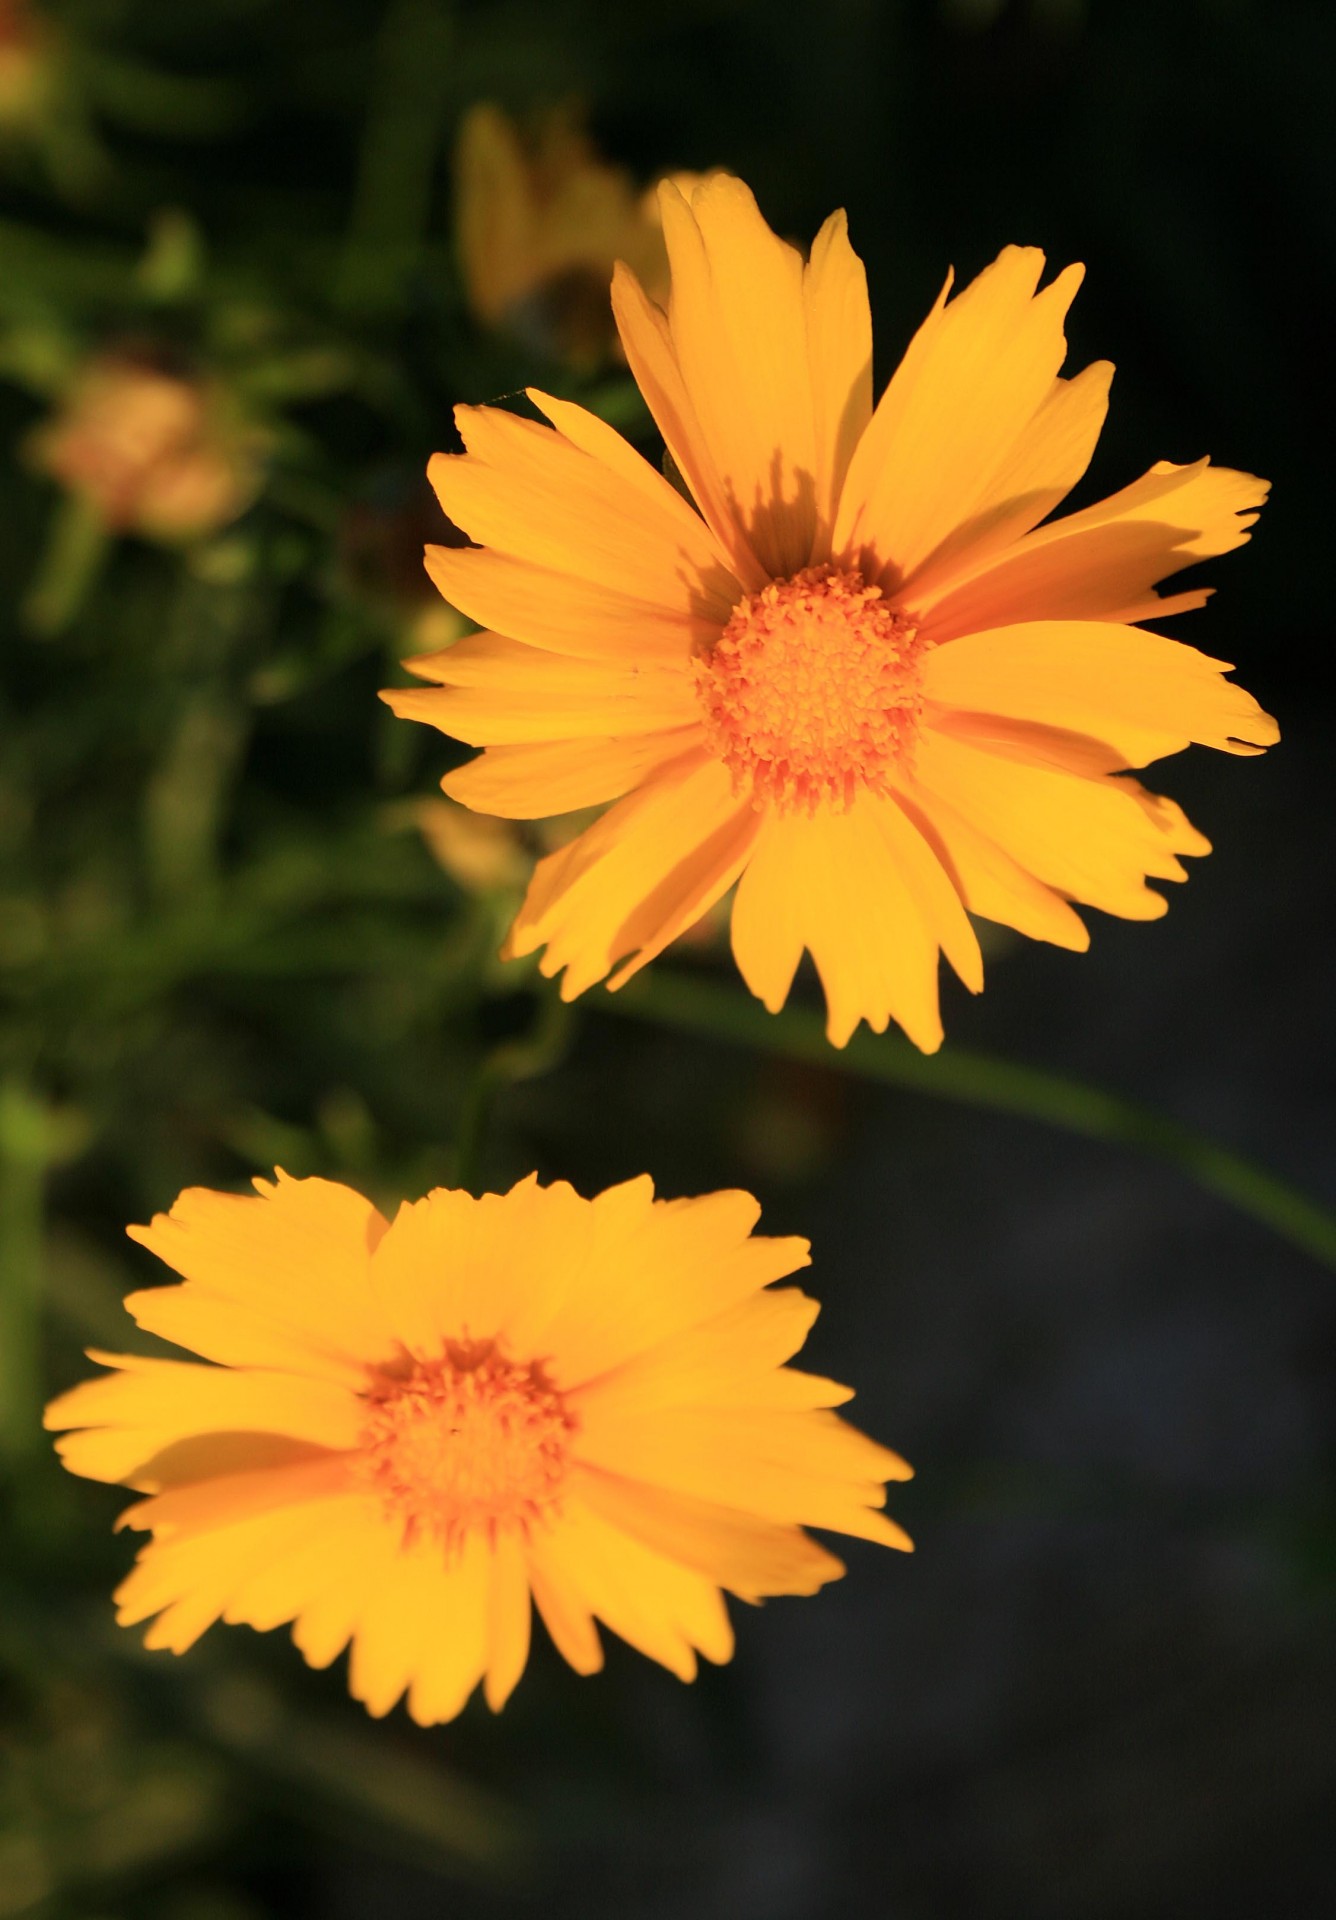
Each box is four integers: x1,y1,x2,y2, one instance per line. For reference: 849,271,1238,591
484,1531,533,1712
423,543,722,666
804,209,874,544
506,748,760,999
892,784,1090,951
345,1531,487,1723
429,404,735,617
521,1179,810,1392
574,1287,851,1419
900,359,1113,603
923,619,1278,766
836,247,1084,588
920,458,1268,640
386,629,700,746
526,1528,604,1676
123,1173,394,1374
442,729,701,820
45,1351,365,1486
911,726,1205,920
531,1500,734,1681
653,174,820,578
402,1534,493,1726
572,1465,845,1601
114,1492,379,1654
368,1176,591,1358
572,1403,911,1547
729,798,977,1051
611,257,768,590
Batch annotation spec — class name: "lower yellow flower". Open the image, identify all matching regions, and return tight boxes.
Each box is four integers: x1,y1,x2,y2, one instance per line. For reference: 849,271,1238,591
45,1171,910,1724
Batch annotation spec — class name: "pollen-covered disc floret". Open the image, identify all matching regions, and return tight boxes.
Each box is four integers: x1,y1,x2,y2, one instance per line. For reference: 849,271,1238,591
359,1338,574,1550
695,565,928,813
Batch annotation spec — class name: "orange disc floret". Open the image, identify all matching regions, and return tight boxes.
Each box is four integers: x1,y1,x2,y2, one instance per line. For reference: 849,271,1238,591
358,1340,575,1550
44,1169,912,1724
695,565,928,812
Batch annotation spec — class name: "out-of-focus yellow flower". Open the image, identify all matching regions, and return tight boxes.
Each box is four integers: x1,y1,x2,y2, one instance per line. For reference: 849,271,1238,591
409,796,531,894
45,1170,911,1724
0,0,49,127
454,101,700,368
386,175,1277,1051
27,354,265,542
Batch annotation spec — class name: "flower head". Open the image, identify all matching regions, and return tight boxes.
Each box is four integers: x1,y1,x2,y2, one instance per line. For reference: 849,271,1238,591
386,176,1277,1050
45,1171,910,1724
27,352,264,542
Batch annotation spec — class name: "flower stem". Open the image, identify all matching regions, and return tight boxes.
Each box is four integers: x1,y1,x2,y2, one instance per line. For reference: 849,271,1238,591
608,973,1336,1272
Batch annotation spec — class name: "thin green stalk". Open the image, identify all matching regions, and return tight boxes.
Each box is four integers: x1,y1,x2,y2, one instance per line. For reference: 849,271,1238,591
608,973,1336,1272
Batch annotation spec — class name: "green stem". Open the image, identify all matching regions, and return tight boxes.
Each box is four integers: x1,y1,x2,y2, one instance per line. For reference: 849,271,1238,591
608,973,1336,1272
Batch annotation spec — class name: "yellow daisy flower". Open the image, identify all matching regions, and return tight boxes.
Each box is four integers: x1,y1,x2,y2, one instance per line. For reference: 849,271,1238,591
386,175,1277,1050
45,1171,910,1725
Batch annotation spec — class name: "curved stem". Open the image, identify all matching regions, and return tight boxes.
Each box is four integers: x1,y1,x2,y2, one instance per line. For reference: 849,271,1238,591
607,973,1336,1273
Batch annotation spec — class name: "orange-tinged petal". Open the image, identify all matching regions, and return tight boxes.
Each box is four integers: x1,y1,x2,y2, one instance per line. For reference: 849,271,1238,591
923,619,1278,766
384,630,699,746
911,726,1204,920
429,405,736,617
729,799,977,1050
442,729,701,819
572,1465,845,1601
423,543,722,666
920,458,1268,639
653,174,819,578
836,246,1084,589
506,748,760,999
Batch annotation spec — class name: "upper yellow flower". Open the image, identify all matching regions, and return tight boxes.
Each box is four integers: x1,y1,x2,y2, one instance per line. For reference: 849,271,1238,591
45,1170,910,1725
386,175,1277,1050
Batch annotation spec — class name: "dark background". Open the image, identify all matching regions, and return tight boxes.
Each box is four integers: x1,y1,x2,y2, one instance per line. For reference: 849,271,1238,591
2,3,1332,1916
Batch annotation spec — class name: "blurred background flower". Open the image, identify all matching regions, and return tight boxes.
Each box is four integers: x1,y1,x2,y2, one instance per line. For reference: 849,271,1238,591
454,100,698,368
1,2,1332,1918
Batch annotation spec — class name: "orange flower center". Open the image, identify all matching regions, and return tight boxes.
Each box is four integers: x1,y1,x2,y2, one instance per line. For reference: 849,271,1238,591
359,1339,574,1549
694,565,928,812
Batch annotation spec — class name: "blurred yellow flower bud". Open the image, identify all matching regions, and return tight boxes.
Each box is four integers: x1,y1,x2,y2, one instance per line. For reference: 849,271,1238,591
26,353,265,542
0,0,50,128
408,798,532,895
454,102,702,368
